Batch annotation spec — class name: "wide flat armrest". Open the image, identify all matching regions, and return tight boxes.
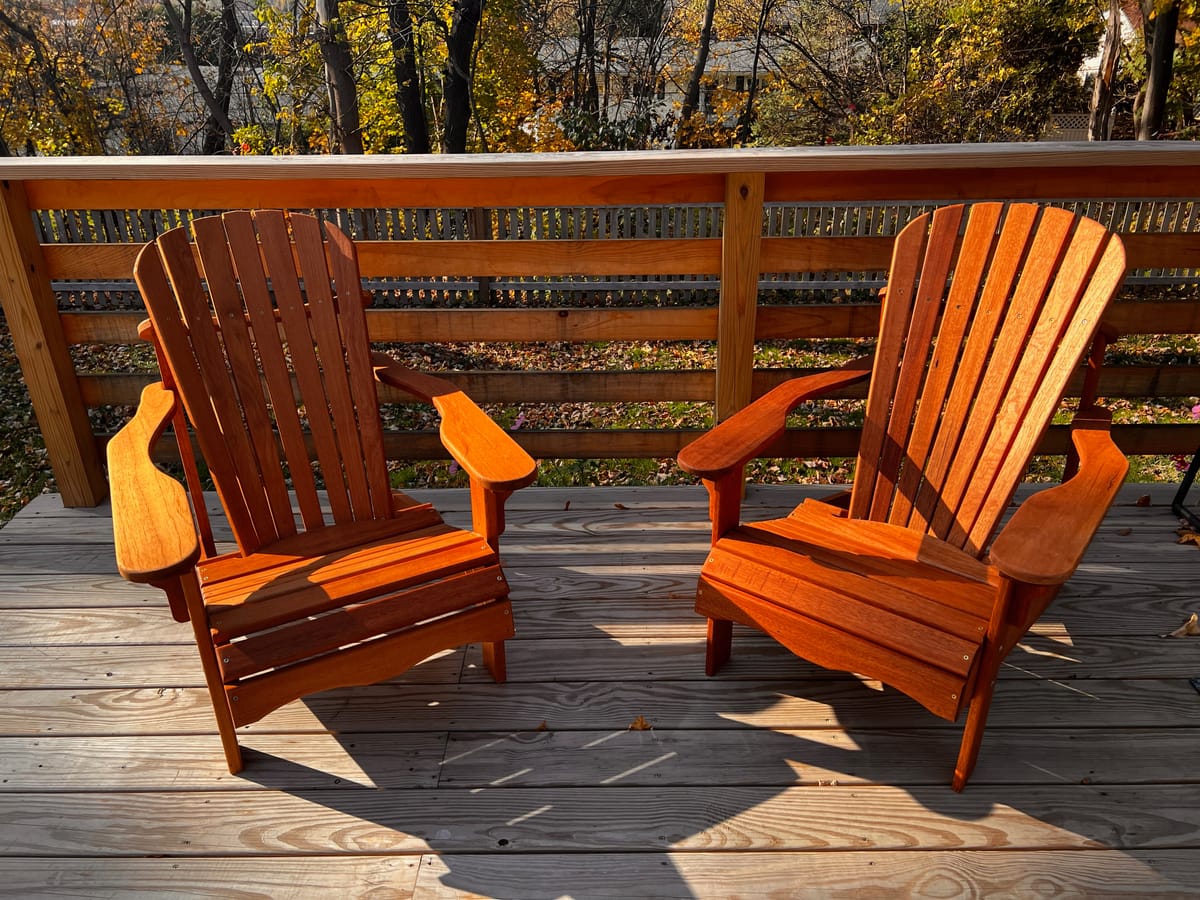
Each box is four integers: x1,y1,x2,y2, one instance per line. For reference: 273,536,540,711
108,383,200,583
988,408,1128,585
373,353,536,492
678,356,873,480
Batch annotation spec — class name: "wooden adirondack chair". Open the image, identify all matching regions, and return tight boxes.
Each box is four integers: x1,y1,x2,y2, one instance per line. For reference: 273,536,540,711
677,202,1130,790
108,210,536,773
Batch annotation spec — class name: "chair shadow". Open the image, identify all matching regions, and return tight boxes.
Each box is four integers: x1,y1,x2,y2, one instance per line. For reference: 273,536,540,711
231,553,1192,898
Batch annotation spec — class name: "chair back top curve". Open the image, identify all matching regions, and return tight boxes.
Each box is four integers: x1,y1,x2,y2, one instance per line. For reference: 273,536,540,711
847,202,1126,557
134,210,394,554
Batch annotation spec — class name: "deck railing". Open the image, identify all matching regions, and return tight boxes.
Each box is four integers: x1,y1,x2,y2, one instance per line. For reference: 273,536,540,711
2,144,1200,508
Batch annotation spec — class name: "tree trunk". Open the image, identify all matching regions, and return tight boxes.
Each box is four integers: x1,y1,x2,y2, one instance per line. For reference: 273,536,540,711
315,0,364,153
388,0,431,153
1137,0,1179,140
203,0,241,153
162,0,238,152
735,0,774,145
1088,0,1121,140
575,0,600,116
678,0,717,139
442,0,484,153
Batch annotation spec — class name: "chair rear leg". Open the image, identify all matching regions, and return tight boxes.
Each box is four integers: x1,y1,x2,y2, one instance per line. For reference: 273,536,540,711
483,641,507,683
706,618,733,676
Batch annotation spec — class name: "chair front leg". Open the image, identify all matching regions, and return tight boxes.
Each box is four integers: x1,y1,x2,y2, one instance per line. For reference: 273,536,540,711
469,477,515,684
701,470,744,676
953,578,1017,790
471,478,512,552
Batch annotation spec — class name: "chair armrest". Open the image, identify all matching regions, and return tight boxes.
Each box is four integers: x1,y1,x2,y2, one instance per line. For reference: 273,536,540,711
677,356,873,480
107,383,200,583
373,353,536,492
987,407,1128,585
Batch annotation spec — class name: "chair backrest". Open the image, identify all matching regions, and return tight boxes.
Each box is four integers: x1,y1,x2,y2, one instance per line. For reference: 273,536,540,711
134,210,394,554
847,202,1126,557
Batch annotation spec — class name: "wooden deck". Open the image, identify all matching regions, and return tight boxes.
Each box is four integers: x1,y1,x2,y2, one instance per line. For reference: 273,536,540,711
2,482,1199,897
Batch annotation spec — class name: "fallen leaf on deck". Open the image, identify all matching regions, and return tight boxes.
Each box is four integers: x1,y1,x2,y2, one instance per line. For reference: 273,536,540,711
1162,612,1199,638
614,503,629,509
1176,528,1200,546
1136,495,1152,507
1117,528,1132,536
564,501,571,511
536,720,549,731
628,714,652,730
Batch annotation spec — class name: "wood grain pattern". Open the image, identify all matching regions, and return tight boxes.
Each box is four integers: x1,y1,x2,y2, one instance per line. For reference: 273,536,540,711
0,181,107,506
5,141,1199,184
2,784,1198,855
1,483,1198,895
414,850,1200,899
40,230,1200,282
56,299,1200,347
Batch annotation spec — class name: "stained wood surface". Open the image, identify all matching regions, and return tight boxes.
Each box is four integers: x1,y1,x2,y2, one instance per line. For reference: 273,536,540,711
0,483,1198,897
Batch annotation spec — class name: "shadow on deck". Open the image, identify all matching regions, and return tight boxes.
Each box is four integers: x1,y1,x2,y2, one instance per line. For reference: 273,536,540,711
0,484,1198,897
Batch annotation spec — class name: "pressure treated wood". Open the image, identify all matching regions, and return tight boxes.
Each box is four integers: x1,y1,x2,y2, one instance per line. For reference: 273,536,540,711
0,483,1198,897
0,181,107,506
3,146,1200,511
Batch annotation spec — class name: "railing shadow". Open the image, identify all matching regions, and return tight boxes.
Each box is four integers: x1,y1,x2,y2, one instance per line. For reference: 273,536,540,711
233,554,1196,898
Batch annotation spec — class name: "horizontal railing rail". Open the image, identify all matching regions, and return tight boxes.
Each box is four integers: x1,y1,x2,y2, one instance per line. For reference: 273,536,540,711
2,144,1200,507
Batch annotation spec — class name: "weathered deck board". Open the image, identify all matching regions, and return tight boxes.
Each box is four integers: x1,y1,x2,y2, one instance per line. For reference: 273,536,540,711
0,484,1197,898
414,850,1200,899
5,784,1200,855
5,677,1198,736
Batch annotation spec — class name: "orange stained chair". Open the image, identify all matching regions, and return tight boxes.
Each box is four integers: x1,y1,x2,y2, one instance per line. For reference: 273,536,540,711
677,202,1130,790
108,210,536,773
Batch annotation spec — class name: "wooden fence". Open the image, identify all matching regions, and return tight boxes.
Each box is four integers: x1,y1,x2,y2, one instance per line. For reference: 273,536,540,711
2,144,1200,508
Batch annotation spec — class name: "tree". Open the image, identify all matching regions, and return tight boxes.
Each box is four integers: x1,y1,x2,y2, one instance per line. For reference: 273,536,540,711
1088,0,1121,139
440,0,484,152
0,0,177,154
853,0,1101,144
162,0,240,152
387,0,431,152
1134,0,1200,139
748,0,891,146
733,0,776,143
677,0,716,134
1138,0,1180,138
315,0,364,152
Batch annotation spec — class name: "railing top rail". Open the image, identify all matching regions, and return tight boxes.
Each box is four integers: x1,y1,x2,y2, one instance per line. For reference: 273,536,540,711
3,142,1200,181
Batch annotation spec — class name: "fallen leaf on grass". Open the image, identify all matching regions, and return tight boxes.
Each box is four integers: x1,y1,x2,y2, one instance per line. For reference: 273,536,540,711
628,715,652,731
1162,612,1199,638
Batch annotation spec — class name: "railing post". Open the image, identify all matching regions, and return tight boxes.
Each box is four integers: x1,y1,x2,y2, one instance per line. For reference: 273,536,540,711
0,179,107,506
469,206,493,304
715,172,765,422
